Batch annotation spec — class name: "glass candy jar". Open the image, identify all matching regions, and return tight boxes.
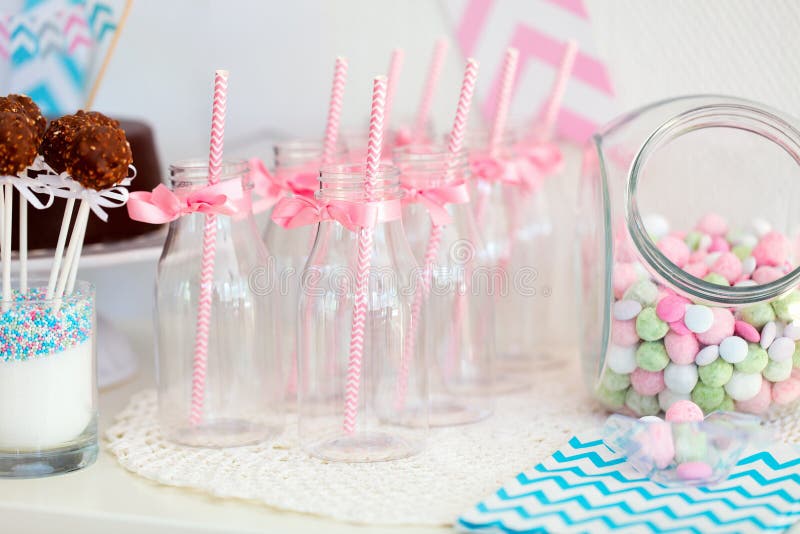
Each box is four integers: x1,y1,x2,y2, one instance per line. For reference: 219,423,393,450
393,145,494,425
296,163,428,462
156,160,283,447
0,280,97,477
579,95,800,418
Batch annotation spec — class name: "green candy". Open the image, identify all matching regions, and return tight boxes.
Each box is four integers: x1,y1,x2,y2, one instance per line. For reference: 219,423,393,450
624,279,659,307
698,358,733,387
731,245,752,260
636,341,670,372
601,369,630,392
740,302,776,328
794,343,800,369
692,383,725,413
625,389,660,416
763,357,793,382
735,343,769,374
674,425,708,463
636,307,669,341
718,395,735,412
704,272,729,286
772,291,800,323
685,231,703,251
596,384,627,409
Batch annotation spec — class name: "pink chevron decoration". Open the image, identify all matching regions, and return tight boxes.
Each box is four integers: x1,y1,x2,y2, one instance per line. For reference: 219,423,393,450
190,70,229,426
444,0,616,142
322,56,348,166
343,76,387,435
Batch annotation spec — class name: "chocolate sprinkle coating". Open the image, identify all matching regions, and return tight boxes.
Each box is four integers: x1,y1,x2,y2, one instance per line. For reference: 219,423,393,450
7,94,46,141
0,111,38,175
66,123,132,190
40,114,87,174
76,110,120,129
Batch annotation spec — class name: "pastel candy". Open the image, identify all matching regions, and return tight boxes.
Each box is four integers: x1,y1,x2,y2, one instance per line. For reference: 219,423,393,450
760,321,777,349
719,336,748,364
698,358,733,387
656,295,689,323
639,415,663,424
684,231,703,251
664,331,699,364
710,252,742,283
643,214,670,240
741,256,757,276
607,344,638,374
696,213,727,236
708,236,730,254
734,380,772,414
613,299,642,321
783,320,800,340
695,307,734,344
665,399,704,422
602,368,631,391
624,279,659,306
684,305,714,334
734,343,768,374
718,395,735,411
751,217,772,237
731,244,752,260
767,336,795,362
704,252,721,267
740,302,775,329
657,236,690,267
703,272,729,286
612,319,640,346
636,307,669,341
724,371,762,401
658,389,690,412
613,263,638,299
636,341,670,372
691,382,725,413
596,383,627,409
695,345,719,366
642,421,675,469
752,231,789,267
752,266,783,285
772,377,800,405
734,320,760,343
772,292,800,322
673,426,708,463
677,461,713,481
669,320,692,335
631,368,666,396
763,357,793,382
684,261,709,279
664,363,698,394
625,389,660,416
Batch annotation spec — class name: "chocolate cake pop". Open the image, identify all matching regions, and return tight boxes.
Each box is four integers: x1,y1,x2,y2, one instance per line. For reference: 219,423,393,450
6,94,46,141
40,114,87,174
0,111,38,176
75,110,120,129
66,122,132,191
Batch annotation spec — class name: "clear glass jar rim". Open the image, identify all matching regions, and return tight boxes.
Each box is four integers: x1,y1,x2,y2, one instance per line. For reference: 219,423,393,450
627,96,800,305
170,159,250,182
3,279,94,304
320,163,400,183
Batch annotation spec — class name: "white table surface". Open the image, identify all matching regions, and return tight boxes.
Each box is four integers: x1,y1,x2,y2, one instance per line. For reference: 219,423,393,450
0,321,450,534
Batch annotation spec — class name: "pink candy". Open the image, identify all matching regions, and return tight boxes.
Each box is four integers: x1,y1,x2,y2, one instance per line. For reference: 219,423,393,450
735,381,772,415
631,368,666,396
613,263,638,299
683,261,709,279
751,266,783,285
710,252,742,284
669,320,692,335
677,461,713,481
696,213,728,236
640,421,675,469
708,236,731,254
734,320,760,343
664,331,699,365
656,295,689,323
612,318,640,346
657,236,690,268
696,307,735,346
772,377,800,405
665,400,704,423
752,231,790,267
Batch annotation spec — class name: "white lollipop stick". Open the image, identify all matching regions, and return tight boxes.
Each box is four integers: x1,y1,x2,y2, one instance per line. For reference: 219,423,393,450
55,201,90,300
19,195,27,294
65,210,88,295
46,198,75,300
2,184,12,307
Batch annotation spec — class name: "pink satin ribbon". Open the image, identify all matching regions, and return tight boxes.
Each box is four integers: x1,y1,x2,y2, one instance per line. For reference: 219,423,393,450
402,181,470,226
469,142,563,194
271,195,402,232
127,181,243,224
248,158,319,214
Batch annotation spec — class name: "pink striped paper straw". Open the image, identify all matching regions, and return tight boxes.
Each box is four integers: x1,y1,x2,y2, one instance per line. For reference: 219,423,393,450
412,38,448,142
396,59,479,408
489,48,519,156
538,39,578,141
190,69,228,426
383,48,404,136
343,76,387,435
322,56,348,165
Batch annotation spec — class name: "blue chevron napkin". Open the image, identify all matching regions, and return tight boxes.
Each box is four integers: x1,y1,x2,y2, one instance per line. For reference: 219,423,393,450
458,434,800,533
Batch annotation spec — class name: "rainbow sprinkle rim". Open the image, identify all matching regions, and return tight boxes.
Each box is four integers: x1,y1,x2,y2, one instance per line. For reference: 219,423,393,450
0,287,93,362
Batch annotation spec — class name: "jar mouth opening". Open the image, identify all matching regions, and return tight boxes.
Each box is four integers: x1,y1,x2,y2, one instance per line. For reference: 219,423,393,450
169,159,249,183
319,163,400,183
628,101,800,305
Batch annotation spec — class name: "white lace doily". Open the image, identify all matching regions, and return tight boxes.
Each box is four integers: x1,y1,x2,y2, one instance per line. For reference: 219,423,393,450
105,362,800,526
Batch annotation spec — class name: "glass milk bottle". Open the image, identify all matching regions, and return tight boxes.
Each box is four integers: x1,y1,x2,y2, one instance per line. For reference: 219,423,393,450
297,163,428,462
393,145,494,426
156,159,283,447
579,95,800,418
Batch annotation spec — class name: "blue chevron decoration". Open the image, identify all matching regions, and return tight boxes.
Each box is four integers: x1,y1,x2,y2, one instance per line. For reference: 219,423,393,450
458,434,800,533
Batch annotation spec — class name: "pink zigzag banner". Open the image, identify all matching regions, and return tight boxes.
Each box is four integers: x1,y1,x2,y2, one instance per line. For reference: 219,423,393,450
445,0,617,143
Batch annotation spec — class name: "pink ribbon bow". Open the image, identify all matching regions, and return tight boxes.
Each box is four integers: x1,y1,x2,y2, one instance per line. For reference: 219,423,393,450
248,158,320,214
271,195,402,232
469,142,564,194
127,182,243,224
402,181,471,226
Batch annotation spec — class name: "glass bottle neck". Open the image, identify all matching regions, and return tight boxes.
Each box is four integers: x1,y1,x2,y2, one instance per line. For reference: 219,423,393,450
393,145,469,188
317,163,402,202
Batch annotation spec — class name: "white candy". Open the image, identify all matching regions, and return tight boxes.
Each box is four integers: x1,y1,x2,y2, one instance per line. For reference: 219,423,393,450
719,336,748,363
724,371,763,401
695,345,719,366
739,234,759,249
643,214,670,240
639,415,663,424
751,217,772,238
658,389,691,412
663,363,698,394
783,320,800,340
735,280,757,287
633,262,650,280
698,234,713,252
741,256,757,276
767,336,795,362
607,344,637,374
765,358,793,382
684,305,714,334
704,252,722,267
613,299,642,321
760,321,777,349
